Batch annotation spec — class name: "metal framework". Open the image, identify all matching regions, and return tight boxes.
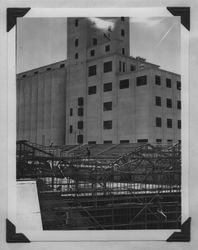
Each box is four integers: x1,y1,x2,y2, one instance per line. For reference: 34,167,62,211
17,140,181,230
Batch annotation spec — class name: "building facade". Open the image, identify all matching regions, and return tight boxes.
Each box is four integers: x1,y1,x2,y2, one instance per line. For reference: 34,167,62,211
17,17,181,145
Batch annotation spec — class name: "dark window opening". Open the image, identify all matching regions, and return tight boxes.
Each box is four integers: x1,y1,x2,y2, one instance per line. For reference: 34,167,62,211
155,75,161,85
78,108,84,116
77,135,83,144
156,117,162,127
131,65,136,71
88,65,97,76
167,119,172,128
105,45,110,52
155,96,161,106
103,102,112,111
69,125,73,133
166,98,172,108
70,108,73,116
120,140,129,143
136,75,147,86
78,97,84,106
78,121,83,130
88,141,96,144
75,19,78,27
156,139,162,143
177,100,181,109
47,68,51,71
88,86,97,95
104,140,112,144
34,71,38,74
167,139,173,143
122,62,125,72
60,64,65,68
122,48,125,55
166,78,171,88
104,61,112,73
75,39,79,47
120,79,129,89
121,17,125,21
75,53,78,59
103,82,112,92
119,61,122,72
22,74,26,78
90,49,95,56
93,38,97,45
178,120,181,129
103,120,112,130
137,139,148,143
177,81,181,90
121,29,125,37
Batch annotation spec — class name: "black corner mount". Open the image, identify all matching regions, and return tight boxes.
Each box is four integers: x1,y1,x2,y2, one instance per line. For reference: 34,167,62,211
6,219,30,243
7,8,31,32
167,7,190,30
167,217,191,242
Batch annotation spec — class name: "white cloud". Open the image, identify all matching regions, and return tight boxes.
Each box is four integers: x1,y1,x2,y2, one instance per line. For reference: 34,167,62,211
87,17,116,32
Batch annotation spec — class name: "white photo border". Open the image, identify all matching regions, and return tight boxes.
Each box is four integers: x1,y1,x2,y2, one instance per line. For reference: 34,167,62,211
7,7,189,242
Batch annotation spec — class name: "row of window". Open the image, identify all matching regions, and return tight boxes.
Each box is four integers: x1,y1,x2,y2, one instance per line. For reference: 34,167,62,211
155,75,181,90
88,46,125,58
155,97,181,109
156,117,181,129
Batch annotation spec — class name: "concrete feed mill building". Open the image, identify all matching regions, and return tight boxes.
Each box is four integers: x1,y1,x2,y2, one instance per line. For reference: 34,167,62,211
17,17,181,146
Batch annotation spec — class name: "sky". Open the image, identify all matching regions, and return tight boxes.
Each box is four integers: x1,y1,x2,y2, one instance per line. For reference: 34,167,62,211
17,17,180,74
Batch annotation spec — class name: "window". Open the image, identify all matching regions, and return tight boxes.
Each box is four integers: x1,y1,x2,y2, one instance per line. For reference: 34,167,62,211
122,48,125,55
78,108,84,116
155,96,161,106
69,125,73,133
34,71,38,74
77,134,83,144
88,141,96,144
120,140,129,143
78,121,83,129
156,139,162,143
105,45,110,52
90,49,95,56
136,75,147,86
75,39,78,47
156,117,162,127
177,81,181,90
78,97,84,106
22,74,26,78
167,119,172,128
104,140,112,144
131,65,136,71
103,82,112,92
121,17,125,21
103,120,112,130
166,98,172,108
137,139,148,143
167,139,173,143
155,75,161,85
177,100,181,109
75,19,78,27
60,64,65,68
178,120,181,129
122,62,125,72
104,61,112,73
70,108,73,116
103,102,112,111
121,29,125,37
166,78,171,88
47,67,51,71
88,86,97,95
119,61,122,72
88,65,97,76
93,38,97,45
120,79,129,89
75,53,78,59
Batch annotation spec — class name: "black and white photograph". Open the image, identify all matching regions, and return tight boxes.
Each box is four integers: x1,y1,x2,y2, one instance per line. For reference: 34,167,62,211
16,14,183,232
2,4,196,245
